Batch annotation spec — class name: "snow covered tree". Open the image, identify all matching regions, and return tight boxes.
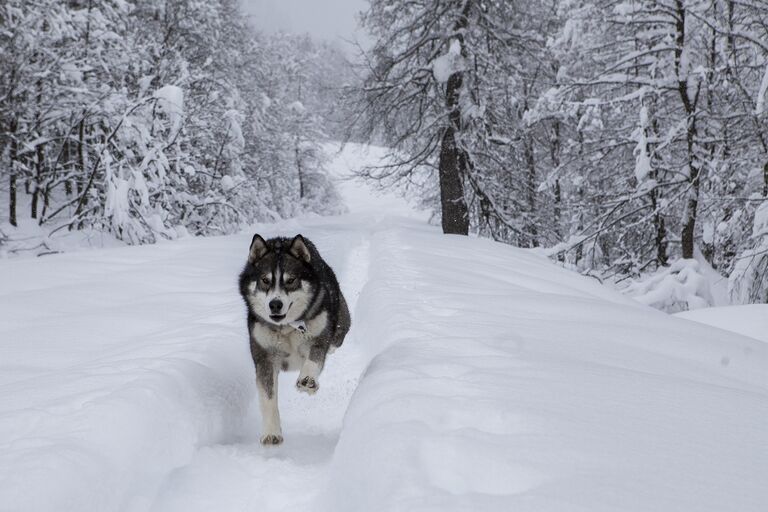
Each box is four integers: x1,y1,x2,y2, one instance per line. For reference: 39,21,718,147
353,0,570,243
1,0,345,254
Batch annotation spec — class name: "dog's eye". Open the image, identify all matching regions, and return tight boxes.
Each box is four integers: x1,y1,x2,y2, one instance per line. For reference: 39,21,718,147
261,276,270,285
285,277,295,285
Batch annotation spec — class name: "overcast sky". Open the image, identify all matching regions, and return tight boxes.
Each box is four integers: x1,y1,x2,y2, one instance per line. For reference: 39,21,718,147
241,0,369,46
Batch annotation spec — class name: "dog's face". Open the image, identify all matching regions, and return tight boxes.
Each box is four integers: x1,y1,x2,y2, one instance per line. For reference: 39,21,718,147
242,234,315,326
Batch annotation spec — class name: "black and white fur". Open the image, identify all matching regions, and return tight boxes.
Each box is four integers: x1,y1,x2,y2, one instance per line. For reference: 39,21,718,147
238,234,350,445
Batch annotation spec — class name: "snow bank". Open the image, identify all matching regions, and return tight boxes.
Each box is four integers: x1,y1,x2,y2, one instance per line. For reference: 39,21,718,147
0,236,256,512
621,258,714,312
676,304,768,343
322,225,768,512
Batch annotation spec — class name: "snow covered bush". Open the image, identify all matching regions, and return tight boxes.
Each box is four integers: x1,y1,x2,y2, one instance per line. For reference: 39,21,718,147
729,201,768,304
622,259,715,313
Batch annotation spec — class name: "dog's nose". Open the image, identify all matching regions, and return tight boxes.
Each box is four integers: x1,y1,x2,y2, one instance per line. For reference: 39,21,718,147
269,299,283,314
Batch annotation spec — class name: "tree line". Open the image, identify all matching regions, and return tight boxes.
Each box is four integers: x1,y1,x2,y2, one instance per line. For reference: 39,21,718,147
350,0,768,304
1,0,349,251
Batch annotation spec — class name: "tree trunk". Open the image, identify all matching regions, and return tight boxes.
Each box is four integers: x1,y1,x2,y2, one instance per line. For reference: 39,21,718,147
650,185,668,265
9,118,18,227
31,143,43,219
523,134,538,247
551,120,562,247
674,0,700,260
439,123,469,235
764,161,768,197
438,56,469,234
437,1,471,236
64,137,73,196
648,105,668,266
680,168,700,260
31,75,44,220
77,118,85,197
295,136,305,200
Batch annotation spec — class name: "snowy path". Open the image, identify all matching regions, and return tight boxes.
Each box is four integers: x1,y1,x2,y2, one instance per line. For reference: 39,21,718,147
2,144,767,512
152,230,371,512
151,145,424,512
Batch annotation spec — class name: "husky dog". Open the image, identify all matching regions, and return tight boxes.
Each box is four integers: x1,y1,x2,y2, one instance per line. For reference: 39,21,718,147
238,234,350,445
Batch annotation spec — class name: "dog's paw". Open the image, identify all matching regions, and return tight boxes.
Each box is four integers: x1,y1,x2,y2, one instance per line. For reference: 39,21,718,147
260,433,284,446
296,376,319,395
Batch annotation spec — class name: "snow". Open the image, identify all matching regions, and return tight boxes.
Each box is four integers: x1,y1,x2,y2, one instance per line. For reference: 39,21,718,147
676,305,768,344
755,61,768,115
621,258,715,312
287,100,305,114
324,229,767,512
432,39,465,83
633,105,652,182
154,85,184,138
752,200,768,238
61,62,83,83
220,175,236,192
2,144,767,511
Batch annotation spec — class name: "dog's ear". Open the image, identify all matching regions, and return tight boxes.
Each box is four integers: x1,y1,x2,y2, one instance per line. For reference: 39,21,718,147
248,234,269,264
289,234,311,263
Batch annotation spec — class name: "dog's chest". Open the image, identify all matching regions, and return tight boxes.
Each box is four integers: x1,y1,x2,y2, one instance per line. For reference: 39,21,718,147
250,312,328,367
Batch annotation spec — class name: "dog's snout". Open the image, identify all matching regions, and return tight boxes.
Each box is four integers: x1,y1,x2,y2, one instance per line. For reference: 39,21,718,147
269,299,283,314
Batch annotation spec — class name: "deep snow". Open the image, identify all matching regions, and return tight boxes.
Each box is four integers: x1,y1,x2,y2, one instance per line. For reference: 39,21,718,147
1,143,767,512
676,304,768,344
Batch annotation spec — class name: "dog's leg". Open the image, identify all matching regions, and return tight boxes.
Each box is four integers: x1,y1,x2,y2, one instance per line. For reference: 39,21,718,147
296,342,327,395
253,348,282,445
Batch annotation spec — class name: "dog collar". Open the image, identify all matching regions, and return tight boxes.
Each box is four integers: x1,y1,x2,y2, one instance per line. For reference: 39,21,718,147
289,320,307,334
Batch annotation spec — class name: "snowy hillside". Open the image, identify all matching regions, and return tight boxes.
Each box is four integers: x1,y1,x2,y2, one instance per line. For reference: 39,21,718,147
1,145,767,512
676,305,768,344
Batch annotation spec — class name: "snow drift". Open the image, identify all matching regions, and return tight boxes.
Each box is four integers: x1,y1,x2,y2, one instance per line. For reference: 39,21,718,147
323,225,768,512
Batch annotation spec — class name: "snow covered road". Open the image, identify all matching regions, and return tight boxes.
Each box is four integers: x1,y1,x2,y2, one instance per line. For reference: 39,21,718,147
2,144,768,511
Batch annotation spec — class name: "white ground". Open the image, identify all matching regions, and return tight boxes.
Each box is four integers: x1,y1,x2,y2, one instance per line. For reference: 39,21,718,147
676,304,768,343
1,143,767,512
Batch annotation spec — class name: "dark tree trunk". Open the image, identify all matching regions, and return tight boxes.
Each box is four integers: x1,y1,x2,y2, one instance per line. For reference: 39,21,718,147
551,120,562,249
674,0,700,260
764,161,768,197
9,118,18,227
64,138,73,196
650,186,668,266
9,172,17,227
438,66,469,235
31,76,44,220
77,119,85,196
523,134,538,247
295,137,305,200
648,105,668,266
439,123,469,235
437,1,471,236
680,172,700,260
31,138,45,220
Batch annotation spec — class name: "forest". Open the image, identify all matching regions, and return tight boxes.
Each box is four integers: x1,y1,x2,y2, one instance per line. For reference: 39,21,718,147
2,0,768,306
351,0,768,306
0,0,351,247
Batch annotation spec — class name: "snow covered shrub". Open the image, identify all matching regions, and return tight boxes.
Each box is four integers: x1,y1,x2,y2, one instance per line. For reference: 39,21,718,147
622,259,715,313
729,201,768,304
